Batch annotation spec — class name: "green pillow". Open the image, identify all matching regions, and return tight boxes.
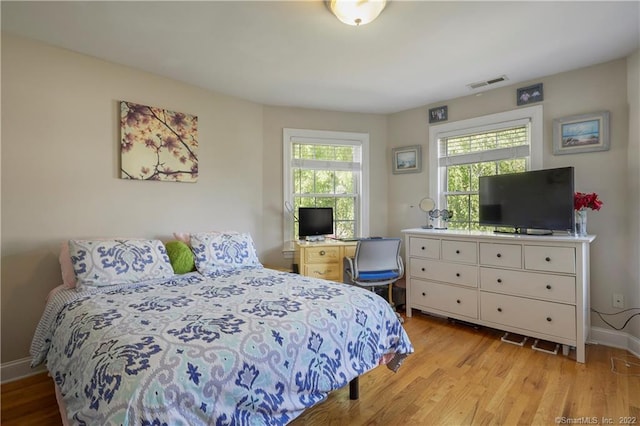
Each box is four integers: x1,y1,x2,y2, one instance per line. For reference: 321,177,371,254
164,240,195,274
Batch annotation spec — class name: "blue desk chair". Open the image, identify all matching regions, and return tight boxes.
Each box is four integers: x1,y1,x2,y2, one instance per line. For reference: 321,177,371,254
344,238,404,308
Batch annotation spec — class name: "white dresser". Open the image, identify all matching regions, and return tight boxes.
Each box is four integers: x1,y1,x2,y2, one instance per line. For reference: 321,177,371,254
402,228,596,363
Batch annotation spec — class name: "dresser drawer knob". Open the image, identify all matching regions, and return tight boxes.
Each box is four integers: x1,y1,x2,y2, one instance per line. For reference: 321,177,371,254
456,299,461,304
546,317,552,322
497,307,502,312
455,273,460,277
497,278,502,284
545,257,551,262
422,292,426,297
496,253,502,258
319,250,326,256
546,284,552,290
455,249,460,254
421,246,426,250
421,267,426,272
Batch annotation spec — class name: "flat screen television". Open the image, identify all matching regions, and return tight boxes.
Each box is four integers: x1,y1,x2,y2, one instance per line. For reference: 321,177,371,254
298,207,334,240
479,167,574,234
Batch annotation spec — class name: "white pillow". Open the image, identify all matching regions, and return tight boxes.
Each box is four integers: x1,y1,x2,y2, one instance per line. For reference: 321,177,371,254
190,232,261,274
69,239,175,290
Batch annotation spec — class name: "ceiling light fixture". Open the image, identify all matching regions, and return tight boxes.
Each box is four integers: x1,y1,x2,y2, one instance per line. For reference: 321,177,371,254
327,0,387,26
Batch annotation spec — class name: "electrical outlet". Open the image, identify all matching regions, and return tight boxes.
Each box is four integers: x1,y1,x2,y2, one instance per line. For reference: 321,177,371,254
613,293,624,309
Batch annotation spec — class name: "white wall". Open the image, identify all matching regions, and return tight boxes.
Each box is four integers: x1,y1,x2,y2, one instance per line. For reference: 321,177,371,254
1,34,265,363
627,50,640,339
388,58,638,339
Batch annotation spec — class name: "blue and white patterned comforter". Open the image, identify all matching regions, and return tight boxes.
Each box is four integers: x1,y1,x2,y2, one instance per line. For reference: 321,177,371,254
31,267,413,425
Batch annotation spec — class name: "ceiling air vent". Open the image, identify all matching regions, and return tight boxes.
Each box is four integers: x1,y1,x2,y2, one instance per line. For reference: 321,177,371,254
467,75,509,90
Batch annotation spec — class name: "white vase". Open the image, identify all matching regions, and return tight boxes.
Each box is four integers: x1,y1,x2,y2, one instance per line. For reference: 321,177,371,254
575,209,587,236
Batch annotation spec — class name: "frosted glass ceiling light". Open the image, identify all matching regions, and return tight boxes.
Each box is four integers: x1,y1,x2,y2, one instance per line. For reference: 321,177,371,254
327,0,387,26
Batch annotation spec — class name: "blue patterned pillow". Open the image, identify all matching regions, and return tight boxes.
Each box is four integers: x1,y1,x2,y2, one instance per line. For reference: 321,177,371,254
190,232,261,274
69,239,175,290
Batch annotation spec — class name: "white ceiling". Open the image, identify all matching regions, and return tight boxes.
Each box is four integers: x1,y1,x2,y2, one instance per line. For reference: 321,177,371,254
2,1,639,114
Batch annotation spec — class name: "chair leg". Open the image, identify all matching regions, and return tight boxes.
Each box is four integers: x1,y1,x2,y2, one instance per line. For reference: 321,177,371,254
387,284,394,307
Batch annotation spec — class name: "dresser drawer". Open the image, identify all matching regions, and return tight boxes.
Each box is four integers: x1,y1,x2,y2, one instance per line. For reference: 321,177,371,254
410,259,478,288
480,267,576,303
479,243,522,268
480,292,576,340
304,246,341,264
524,245,575,274
409,237,440,259
442,240,477,264
411,279,478,319
304,264,341,281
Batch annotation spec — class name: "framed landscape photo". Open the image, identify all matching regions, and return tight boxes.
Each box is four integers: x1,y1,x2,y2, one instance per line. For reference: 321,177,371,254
428,105,448,123
392,145,422,174
553,111,610,155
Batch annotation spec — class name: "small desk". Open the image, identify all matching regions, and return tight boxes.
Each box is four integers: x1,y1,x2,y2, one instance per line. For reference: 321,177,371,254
293,240,357,282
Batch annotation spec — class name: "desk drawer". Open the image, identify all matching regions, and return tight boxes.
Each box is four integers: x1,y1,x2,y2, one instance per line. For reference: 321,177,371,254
304,264,341,281
304,246,341,264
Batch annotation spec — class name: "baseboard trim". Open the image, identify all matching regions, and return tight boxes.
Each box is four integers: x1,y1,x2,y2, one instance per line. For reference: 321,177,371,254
1,357,46,384
589,326,640,358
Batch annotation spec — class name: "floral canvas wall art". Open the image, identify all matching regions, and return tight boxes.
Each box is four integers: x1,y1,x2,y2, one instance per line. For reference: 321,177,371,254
120,101,198,182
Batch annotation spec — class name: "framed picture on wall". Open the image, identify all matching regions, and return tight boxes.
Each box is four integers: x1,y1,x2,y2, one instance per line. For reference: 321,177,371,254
553,111,610,155
428,105,448,123
517,83,544,106
392,145,422,174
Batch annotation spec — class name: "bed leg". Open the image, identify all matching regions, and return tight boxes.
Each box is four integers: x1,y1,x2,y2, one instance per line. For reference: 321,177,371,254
349,377,359,400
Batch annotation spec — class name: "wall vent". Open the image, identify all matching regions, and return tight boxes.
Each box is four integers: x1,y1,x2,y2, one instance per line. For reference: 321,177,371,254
467,75,509,90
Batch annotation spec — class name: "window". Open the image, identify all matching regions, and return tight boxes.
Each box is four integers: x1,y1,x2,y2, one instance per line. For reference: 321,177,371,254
429,105,543,230
283,129,369,241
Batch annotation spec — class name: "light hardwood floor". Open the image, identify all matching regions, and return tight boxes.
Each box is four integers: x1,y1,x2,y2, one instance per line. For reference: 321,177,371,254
2,311,639,425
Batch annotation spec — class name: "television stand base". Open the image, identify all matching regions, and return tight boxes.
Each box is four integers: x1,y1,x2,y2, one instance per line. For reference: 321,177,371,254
493,228,553,236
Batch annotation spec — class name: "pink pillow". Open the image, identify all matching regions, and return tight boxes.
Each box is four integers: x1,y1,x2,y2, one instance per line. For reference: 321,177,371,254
59,242,76,288
173,232,191,246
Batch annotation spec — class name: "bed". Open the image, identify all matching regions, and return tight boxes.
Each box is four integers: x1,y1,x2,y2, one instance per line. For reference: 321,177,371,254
30,234,413,425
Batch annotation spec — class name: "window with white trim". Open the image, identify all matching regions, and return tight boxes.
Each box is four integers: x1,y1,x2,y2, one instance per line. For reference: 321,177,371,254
429,106,543,230
283,129,369,241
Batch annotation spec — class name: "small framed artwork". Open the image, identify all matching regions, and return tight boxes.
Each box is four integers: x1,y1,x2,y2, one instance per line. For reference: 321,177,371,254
428,105,448,123
553,111,610,155
517,83,543,106
392,145,422,174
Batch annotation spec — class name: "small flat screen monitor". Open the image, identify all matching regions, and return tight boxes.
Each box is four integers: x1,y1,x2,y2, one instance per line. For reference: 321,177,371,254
298,207,333,239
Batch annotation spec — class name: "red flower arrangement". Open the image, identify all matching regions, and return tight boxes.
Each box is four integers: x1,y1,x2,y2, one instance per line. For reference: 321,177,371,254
574,192,603,211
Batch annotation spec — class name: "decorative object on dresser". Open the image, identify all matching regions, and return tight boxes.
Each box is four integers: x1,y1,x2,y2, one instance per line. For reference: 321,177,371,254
392,145,422,174
573,192,603,237
402,228,596,363
418,197,436,228
553,111,610,155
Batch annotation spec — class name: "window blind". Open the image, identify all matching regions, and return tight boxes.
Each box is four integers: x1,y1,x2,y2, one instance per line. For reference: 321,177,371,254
438,122,530,167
